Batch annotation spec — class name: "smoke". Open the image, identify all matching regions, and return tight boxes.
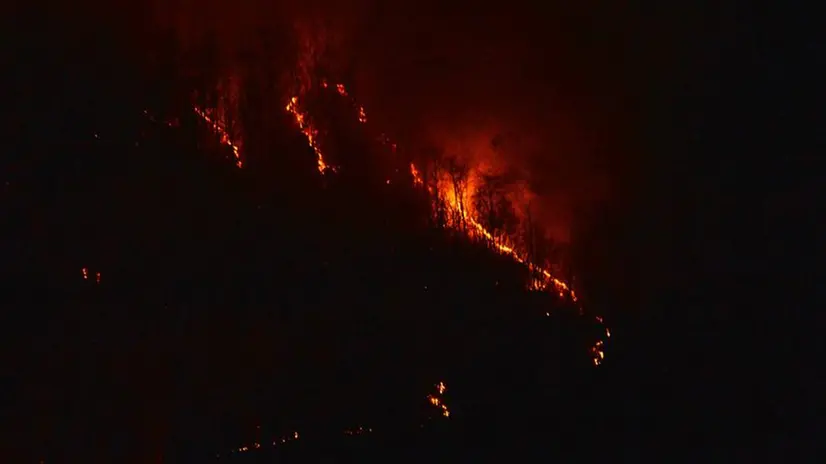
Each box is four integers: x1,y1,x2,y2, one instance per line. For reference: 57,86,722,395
146,0,636,243
344,1,625,243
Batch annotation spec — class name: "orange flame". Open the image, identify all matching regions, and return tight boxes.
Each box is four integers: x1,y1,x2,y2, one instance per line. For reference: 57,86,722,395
193,106,243,168
299,80,609,366
285,96,336,174
427,381,450,418
323,82,578,302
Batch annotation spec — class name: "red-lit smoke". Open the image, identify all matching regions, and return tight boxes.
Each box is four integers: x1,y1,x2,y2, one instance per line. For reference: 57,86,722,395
146,0,625,243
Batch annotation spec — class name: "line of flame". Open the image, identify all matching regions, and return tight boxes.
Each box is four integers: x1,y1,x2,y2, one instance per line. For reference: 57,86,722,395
285,96,336,174
315,82,577,301
191,81,606,366
294,81,609,365
193,105,243,168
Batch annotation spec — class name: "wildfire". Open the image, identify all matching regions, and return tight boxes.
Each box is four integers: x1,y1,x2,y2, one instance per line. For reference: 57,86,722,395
285,96,336,174
344,426,372,435
299,79,609,367
317,81,577,301
410,163,424,187
590,340,605,366
217,430,300,459
427,381,450,418
81,267,101,284
193,106,243,168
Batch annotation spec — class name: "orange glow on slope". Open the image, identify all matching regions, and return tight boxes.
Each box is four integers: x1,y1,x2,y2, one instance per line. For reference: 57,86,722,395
193,106,243,168
321,81,577,301
217,430,300,459
285,96,336,174
218,427,375,458
303,80,609,367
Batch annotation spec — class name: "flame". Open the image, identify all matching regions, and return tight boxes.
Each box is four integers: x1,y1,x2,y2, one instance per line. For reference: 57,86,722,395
427,381,450,418
285,96,336,174
289,79,609,367
315,81,578,302
81,267,101,285
410,163,424,187
192,106,243,168
221,430,299,457
590,340,605,366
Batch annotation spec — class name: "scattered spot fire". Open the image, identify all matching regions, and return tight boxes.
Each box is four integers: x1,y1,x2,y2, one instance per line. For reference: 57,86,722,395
217,431,299,459
427,381,450,418
191,73,608,367
344,425,373,436
81,267,101,285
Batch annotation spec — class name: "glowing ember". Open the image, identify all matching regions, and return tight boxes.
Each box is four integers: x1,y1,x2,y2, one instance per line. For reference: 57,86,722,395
193,106,243,168
590,340,605,366
220,430,300,458
410,163,424,187
427,381,450,418
344,426,372,435
80,267,101,285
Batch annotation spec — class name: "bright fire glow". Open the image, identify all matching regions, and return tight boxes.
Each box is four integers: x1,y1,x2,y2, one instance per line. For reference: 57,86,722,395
319,81,578,301
193,106,243,168
294,79,609,367
285,96,336,174
427,381,450,418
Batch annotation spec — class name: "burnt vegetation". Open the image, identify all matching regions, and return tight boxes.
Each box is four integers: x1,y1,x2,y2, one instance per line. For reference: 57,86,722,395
4,33,623,463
